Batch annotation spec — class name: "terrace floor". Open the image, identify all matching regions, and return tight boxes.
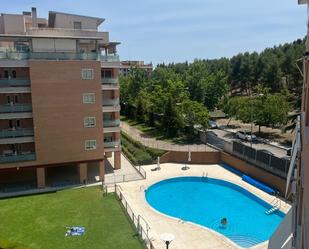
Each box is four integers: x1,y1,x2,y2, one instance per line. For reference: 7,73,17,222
118,163,290,249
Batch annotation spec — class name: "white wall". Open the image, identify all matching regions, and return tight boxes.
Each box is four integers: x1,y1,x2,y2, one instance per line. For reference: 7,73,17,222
54,13,98,30
2,14,25,34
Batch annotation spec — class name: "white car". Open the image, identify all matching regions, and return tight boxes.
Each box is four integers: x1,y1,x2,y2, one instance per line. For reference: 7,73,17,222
236,130,257,142
208,120,218,129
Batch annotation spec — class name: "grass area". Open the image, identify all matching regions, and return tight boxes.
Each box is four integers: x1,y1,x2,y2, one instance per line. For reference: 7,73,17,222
121,131,166,165
121,115,201,144
0,187,145,249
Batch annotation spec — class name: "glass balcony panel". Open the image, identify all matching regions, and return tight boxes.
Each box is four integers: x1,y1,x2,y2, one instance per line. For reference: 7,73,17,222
0,153,36,163
100,54,120,62
0,104,32,113
104,141,120,148
0,128,34,138
103,119,120,127
101,77,118,84
102,98,119,106
0,79,30,87
0,51,99,60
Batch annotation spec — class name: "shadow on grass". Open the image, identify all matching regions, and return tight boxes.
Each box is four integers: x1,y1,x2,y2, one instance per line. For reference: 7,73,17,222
121,116,203,145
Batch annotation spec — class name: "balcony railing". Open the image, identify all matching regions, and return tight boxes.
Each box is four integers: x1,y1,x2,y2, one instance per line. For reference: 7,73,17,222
104,141,120,148
101,77,118,84
100,54,120,62
0,104,32,113
0,79,30,87
102,98,119,106
0,128,34,139
103,119,120,127
0,153,36,163
0,51,99,60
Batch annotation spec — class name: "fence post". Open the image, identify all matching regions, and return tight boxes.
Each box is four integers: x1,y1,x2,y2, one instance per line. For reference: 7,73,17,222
123,174,125,182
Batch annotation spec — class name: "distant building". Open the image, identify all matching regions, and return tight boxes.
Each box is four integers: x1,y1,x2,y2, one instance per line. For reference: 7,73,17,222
0,8,121,189
120,61,153,76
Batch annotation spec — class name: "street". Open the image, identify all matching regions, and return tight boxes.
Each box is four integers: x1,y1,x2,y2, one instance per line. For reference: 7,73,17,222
209,128,289,158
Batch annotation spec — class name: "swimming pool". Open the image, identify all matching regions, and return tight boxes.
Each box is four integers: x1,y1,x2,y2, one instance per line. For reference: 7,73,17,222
145,177,284,248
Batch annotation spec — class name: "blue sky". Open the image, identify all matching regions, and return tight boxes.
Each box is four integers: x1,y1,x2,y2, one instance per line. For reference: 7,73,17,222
2,0,308,64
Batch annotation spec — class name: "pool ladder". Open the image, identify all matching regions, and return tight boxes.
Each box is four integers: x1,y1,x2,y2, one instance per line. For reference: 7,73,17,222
265,198,281,215
202,172,208,180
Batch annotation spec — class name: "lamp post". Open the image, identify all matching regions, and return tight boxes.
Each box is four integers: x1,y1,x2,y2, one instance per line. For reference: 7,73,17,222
160,233,175,249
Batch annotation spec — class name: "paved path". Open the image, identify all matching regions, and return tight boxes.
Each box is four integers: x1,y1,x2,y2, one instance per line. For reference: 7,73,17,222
104,154,144,185
121,121,216,152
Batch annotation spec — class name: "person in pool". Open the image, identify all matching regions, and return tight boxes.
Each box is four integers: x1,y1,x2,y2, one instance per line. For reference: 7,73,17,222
221,217,228,226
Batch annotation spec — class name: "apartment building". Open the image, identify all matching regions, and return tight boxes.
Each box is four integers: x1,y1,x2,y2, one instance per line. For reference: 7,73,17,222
0,8,121,190
267,1,308,248
119,61,152,76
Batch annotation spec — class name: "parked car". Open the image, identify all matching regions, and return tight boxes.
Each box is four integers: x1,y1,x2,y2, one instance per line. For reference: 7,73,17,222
259,149,274,156
208,120,218,129
236,130,257,142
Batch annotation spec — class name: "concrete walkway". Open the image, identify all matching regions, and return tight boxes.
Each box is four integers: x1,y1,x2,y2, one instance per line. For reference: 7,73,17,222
121,121,216,152
104,154,144,184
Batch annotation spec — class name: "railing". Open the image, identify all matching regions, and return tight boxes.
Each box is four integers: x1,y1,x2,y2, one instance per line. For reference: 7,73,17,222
113,185,155,249
0,51,99,60
0,79,30,87
26,27,108,40
104,141,121,148
0,104,32,113
102,98,119,106
0,128,34,138
100,54,120,62
103,119,120,127
0,153,36,163
101,77,118,84
231,141,290,178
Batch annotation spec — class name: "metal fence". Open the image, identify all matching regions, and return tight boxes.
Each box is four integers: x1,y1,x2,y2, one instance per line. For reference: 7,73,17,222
103,164,146,186
114,185,156,249
231,141,290,178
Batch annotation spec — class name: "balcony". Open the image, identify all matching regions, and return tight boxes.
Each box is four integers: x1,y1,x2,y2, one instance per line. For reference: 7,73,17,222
0,104,32,113
104,141,120,148
0,51,99,61
103,119,120,127
102,98,119,106
101,77,118,84
100,55,120,62
0,128,34,139
0,153,36,163
26,28,109,40
0,79,30,87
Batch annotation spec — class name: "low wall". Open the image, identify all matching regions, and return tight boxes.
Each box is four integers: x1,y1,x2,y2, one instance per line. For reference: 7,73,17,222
220,152,286,195
160,151,221,164
159,150,286,195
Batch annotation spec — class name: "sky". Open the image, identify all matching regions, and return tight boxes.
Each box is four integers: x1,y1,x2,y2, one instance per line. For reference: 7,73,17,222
2,0,308,64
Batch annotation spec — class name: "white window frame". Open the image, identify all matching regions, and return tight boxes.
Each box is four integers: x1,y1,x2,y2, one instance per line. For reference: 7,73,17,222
83,93,95,104
84,117,96,128
85,140,97,150
82,69,94,80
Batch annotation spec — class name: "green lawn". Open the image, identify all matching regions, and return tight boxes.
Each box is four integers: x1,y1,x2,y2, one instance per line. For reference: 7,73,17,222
121,115,201,144
0,187,145,249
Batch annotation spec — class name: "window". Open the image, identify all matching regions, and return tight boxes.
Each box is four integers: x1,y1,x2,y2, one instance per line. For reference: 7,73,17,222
82,69,94,80
85,140,96,150
84,117,96,128
74,21,82,29
101,69,112,78
83,93,95,104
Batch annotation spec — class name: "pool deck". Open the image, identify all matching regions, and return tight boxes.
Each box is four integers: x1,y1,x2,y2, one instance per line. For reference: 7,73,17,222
118,163,290,249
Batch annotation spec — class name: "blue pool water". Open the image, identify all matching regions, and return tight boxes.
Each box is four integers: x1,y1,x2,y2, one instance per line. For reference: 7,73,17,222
145,177,284,248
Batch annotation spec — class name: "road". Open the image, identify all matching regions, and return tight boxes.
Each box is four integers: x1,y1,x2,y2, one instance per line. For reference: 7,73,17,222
209,128,289,158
